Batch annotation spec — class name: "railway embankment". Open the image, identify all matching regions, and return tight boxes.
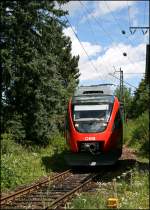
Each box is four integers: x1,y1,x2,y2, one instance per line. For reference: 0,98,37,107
1,145,149,209
1,111,149,209
1,134,68,195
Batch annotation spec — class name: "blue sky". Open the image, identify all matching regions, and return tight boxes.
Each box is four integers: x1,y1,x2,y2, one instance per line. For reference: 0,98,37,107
61,1,149,92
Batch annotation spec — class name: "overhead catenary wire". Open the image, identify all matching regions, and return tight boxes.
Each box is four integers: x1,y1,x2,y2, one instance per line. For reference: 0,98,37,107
126,1,149,40
111,66,139,89
73,4,115,82
104,1,139,46
65,15,123,85
64,3,143,91
79,7,100,48
76,3,132,87
108,72,138,89
65,14,139,90
80,1,147,89
79,1,143,71
65,15,105,81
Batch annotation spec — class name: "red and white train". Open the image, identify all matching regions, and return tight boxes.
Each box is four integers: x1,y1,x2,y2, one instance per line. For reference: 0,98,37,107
65,84,123,166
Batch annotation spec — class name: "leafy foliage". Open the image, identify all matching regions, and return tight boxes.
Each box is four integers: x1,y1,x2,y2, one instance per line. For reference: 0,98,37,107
68,170,149,209
1,1,79,145
124,111,149,157
130,79,149,118
114,85,133,119
1,133,67,191
114,78,149,120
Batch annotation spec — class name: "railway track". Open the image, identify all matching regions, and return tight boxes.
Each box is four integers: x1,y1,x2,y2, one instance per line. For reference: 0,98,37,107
1,170,71,209
1,161,135,210
1,169,98,209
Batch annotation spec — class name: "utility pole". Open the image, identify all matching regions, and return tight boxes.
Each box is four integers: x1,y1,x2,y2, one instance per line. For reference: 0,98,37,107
112,67,124,121
113,67,123,102
120,68,123,103
119,68,124,121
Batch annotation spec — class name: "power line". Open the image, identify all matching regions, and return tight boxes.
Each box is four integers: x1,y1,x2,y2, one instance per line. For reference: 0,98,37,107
79,1,143,72
108,72,137,89
79,7,100,47
74,4,119,84
65,3,144,90
65,16,122,86
111,66,143,89
104,1,137,46
64,15,105,81
104,1,148,45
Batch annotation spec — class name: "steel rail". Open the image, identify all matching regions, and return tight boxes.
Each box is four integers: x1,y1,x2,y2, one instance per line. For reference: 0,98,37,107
0,169,71,205
47,173,97,209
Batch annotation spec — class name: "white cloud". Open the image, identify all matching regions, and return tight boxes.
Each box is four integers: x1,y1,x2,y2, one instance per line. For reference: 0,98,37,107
128,5,139,26
63,26,146,87
61,1,88,16
78,42,146,82
82,1,135,22
63,26,102,60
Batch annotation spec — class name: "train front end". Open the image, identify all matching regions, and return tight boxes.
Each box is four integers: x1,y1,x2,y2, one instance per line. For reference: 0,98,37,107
64,85,123,166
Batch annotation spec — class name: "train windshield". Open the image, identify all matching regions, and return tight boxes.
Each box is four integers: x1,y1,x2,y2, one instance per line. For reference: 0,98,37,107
73,104,112,133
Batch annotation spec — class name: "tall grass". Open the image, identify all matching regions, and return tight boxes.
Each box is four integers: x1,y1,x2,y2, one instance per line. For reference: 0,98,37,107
67,170,149,209
1,132,67,192
124,111,149,158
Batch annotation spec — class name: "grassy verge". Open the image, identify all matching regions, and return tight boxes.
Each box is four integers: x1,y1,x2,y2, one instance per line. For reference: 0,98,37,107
1,133,68,193
123,111,149,162
67,170,149,209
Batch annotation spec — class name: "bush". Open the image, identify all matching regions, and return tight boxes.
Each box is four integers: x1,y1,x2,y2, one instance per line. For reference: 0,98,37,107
1,133,18,154
124,111,149,157
1,132,67,191
1,159,19,189
6,114,26,143
49,132,66,153
131,111,149,155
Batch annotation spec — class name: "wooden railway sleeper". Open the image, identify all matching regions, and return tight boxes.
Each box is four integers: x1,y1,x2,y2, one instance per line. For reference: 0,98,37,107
1,169,71,205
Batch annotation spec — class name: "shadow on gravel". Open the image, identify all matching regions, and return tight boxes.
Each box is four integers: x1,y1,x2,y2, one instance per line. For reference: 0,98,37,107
117,159,149,171
42,151,149,176
70,159,149,174
42,151,69,172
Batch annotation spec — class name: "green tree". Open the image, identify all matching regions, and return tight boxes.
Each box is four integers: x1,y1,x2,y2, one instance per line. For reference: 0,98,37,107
1,0,79,145
114,85,133,119
130,78,149,118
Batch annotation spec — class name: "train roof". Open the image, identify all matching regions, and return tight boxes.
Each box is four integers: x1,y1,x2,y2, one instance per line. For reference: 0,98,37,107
74,84,114,96
72,84,115,104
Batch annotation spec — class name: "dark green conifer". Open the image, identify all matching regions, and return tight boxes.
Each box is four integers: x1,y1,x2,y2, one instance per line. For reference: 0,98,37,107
1,0,79,145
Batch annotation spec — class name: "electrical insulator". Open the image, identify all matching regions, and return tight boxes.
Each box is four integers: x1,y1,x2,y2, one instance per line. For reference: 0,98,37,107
121,30,126,34
123,52,127,56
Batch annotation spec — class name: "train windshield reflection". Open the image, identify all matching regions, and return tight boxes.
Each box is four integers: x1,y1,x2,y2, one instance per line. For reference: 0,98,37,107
73,104,111,133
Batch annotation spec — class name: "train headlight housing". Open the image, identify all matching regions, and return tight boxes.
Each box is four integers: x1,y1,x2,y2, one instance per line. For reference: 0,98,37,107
99,122,107,131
